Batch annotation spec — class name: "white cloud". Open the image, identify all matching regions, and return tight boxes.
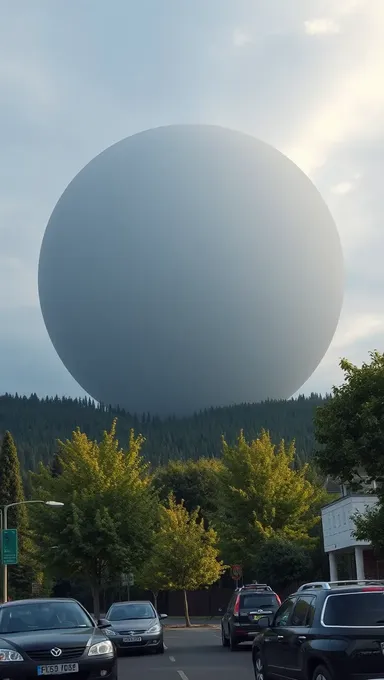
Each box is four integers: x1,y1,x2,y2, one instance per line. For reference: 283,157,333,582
332,313,384,349
284,8,384,176
304,18,341,35
331,181,354,195
232,28,252,47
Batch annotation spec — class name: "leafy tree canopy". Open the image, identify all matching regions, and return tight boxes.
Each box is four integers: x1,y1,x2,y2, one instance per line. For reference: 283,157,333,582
153,458,224,521
217,430,327,570
254,537,313,593
315,351,384,487
30,420,158,617
149,495,225,625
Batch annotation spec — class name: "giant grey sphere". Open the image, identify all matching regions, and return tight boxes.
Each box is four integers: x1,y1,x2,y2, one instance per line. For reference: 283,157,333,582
38,125,343,417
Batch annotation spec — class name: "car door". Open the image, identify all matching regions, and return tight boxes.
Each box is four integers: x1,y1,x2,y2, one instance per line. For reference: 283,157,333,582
263,597,297,678
223,593,237,637
279,595,316,678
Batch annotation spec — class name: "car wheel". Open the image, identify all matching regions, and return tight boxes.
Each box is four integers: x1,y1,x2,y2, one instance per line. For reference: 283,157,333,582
229,633,238,651
312,665,333,680
221,625,229,647
253,651,269,680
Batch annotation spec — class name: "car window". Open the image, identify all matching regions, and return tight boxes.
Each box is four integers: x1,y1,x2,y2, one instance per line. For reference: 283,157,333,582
323,593,384,626
274,598,296,627
107,603,155,621
241,594,278,609
227,594,237,612
291,596,316,627
0,601,91,633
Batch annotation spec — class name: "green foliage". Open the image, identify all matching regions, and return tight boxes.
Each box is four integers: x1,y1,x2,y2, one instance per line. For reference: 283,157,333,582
30,420,158,617
0,431,42,599
217,430,327,570
254,537,313,592
153,458,224,522
0,393,326,474
149,495,225,625
353,502,384,551
315,351,384,487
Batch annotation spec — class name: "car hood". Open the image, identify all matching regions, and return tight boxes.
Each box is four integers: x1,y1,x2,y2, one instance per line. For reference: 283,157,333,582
0,626,104,650
108,618,157,632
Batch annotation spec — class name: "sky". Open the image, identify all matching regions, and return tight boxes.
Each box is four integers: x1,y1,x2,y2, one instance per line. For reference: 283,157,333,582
1,0,383,404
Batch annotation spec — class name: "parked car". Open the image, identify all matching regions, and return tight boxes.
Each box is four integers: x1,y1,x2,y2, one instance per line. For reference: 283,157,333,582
252,579,384,680
104,600,167,654
0,597,117,679
221,583,281,650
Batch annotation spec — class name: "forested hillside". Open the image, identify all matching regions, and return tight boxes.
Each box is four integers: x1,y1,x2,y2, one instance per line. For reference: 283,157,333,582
0,392,327,475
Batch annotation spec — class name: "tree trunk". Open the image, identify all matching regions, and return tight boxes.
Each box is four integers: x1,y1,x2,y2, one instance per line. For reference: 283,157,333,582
183,589,191,628
92,585,101,621
153,591,158,612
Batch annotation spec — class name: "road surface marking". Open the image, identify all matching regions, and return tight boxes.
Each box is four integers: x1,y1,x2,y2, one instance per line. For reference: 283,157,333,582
169,656,176,662
164,644,168,650
177,672,189,680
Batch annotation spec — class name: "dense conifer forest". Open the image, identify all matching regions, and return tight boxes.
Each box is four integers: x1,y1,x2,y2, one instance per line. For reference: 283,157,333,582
0,392,327,475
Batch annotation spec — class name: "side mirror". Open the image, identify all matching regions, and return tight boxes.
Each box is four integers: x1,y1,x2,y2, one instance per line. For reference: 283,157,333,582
98,618,112,628
159,613,167,620
256,616,270,629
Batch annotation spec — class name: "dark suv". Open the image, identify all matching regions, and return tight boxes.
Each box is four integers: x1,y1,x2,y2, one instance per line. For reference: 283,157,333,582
252,579,384,680
221,584,281,650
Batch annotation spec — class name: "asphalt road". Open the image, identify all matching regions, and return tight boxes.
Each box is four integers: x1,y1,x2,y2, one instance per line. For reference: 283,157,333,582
118,627,255,680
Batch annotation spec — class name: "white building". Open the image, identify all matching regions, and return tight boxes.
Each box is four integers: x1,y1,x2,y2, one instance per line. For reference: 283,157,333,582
321,483,381,581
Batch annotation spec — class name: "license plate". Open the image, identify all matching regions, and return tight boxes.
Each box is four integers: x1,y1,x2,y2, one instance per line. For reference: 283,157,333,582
123,636,142,642
37,663,79,675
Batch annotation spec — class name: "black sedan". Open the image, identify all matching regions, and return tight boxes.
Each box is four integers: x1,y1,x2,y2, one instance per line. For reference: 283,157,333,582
0,597,117,679
104,601,167,654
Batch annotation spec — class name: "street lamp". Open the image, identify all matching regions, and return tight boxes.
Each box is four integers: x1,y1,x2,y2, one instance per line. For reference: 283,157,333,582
1,500,64,602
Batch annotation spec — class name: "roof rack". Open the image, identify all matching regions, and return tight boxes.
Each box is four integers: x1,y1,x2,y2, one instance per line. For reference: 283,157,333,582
297,579,384,592
237,583,273,592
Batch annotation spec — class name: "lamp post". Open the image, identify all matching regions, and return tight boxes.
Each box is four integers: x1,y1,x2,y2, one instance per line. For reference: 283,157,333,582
1,500,64,602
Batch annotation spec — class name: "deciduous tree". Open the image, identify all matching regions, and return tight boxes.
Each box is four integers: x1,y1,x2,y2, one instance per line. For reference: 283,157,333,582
254,537,313,593
153,458,223,523
217,430,327,571
315,351,384,487
149,496,225,626
31,421,158,617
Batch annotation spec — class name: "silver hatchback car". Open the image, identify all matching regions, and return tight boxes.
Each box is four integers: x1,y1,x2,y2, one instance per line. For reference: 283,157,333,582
104,601,167,654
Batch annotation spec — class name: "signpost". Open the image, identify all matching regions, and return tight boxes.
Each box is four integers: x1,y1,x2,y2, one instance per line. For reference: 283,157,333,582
230,564,243,589
1,530,18,566
121,572,134,600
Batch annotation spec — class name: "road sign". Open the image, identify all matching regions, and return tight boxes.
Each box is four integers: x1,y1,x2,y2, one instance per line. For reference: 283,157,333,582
230,564,242,580
122,572,134,587
1,530,18,565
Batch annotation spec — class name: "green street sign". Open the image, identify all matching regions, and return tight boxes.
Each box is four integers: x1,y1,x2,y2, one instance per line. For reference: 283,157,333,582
1,529,18,565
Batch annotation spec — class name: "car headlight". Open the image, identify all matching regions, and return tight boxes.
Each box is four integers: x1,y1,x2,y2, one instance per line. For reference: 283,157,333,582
0,649,23,662
88,640,114,656
105,628,117,636
147,623,161,634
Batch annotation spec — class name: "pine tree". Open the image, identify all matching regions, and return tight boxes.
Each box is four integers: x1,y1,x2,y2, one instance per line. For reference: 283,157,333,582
0,431,36,598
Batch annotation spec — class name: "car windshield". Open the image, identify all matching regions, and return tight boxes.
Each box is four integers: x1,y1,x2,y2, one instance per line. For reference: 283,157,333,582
323,593,384,626
0,601,92,634
108,603,155,620
241,594,277,608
